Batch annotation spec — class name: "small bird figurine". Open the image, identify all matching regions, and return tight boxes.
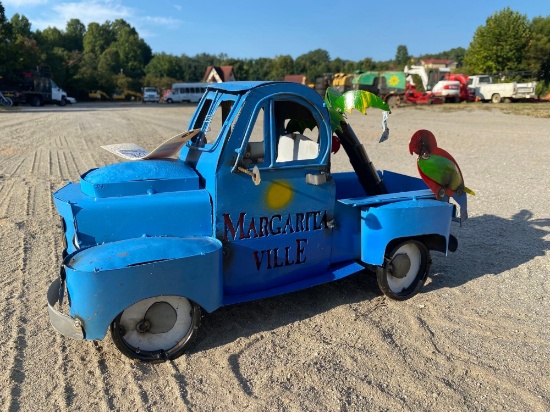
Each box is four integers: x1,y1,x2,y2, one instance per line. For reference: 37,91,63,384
409,129,475,199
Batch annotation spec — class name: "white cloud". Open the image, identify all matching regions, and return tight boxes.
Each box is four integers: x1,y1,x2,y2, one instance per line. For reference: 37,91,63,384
2,0,48,6
25,0,182,31
140,15,182,29
30,0,135,30
54,0,133,25
8,0,184,49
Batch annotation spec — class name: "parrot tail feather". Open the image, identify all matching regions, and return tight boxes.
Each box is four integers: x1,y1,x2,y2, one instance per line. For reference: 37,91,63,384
464,187,475,196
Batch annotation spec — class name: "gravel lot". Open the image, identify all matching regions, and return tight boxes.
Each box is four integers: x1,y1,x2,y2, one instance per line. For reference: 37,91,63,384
0,102,548,411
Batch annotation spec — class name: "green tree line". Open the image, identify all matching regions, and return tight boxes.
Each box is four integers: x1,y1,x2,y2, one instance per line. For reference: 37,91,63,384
1,4,549,99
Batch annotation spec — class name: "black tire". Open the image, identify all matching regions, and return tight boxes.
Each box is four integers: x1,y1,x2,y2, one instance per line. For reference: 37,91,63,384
29,95,41,107
386,95,400,109
166,98,173,103
111,295,201,363
59,97,67,107
376,240,431,300
491,94,502,104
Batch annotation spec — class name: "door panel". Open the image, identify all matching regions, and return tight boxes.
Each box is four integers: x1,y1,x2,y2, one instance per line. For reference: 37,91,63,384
216,97,335,295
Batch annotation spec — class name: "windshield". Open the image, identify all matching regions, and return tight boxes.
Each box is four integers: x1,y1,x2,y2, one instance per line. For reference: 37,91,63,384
187,91,238,150
144,87,157,93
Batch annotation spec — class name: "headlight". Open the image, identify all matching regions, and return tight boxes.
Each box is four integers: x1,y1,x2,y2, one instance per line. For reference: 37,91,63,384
72,232,80,250
60,217,68,250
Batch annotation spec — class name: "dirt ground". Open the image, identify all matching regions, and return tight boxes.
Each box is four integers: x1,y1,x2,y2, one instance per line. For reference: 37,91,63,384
0,102,548,411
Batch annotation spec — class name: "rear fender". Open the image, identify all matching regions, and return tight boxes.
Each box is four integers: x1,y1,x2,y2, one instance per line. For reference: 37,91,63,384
63,236,222,340
361,199,453,266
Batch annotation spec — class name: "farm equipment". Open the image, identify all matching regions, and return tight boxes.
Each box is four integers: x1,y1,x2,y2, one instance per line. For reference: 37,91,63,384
444,73,475,102
404,83,444,105
352,71,406,109
404,65,461,103
313,73,333,97
112,89,143,102
47,81,469,362
332,73,355,93
88,90,111,101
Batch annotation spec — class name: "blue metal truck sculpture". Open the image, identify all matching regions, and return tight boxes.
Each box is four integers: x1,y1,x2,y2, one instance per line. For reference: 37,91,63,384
47,81,467,362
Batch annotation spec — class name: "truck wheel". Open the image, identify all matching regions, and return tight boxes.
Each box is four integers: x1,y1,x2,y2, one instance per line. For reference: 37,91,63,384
29,95,41,107
491,94,502,103
376,240,431,300
166,98,173,104
386,95,400,109
59,97,67,107
110,295,201,363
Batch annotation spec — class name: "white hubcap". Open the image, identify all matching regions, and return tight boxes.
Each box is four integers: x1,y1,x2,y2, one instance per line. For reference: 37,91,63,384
387,243,421,293
119,296,192,352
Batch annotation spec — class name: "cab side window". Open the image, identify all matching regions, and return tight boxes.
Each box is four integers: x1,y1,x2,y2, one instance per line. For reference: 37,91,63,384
241,99,321,168
242,107,266,166
274,100,319,163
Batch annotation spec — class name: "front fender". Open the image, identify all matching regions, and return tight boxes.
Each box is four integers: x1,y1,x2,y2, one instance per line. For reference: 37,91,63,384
360,199,454,266
63,236,222,340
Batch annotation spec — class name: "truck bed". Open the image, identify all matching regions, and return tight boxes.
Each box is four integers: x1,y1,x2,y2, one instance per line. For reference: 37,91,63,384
334,170,430,200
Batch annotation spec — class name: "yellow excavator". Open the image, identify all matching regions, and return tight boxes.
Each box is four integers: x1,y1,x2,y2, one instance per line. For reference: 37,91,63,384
88,90,111,101
112,89,142,102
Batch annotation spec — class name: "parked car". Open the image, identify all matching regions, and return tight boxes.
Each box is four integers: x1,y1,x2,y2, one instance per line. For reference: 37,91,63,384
468,75,537,103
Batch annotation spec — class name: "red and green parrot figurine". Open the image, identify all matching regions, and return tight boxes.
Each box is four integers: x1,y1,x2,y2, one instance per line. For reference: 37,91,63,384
409,129,475,199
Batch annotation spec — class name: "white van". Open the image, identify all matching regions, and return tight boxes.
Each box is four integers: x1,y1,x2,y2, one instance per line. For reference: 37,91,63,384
165,83,208,103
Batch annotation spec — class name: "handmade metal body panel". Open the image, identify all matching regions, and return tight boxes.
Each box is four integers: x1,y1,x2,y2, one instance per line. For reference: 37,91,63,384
48,81,467,344
62,236,222,339
360,199,453,265
80,158,200,198
211,84,335,296
54,183,212,254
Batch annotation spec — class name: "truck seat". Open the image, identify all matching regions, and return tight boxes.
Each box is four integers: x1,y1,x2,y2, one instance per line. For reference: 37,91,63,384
276,133,318,162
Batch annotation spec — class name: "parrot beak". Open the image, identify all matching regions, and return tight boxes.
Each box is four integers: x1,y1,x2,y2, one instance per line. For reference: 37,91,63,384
408,138,418,155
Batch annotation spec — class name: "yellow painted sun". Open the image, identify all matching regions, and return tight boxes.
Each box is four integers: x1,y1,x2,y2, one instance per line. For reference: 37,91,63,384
266,181,293,209
389,75,399,87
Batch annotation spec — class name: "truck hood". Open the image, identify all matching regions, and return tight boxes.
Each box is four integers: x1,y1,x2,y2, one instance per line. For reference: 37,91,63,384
80,159,200,198
54,159,212,254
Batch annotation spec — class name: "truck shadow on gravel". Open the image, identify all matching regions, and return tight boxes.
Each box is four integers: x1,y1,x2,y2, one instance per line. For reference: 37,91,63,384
425,209,550,292
190,209,549,355
192,271,381,354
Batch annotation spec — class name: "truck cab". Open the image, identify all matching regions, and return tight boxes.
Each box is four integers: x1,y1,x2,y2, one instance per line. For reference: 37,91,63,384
142,87,160,103
50,80,68,105
47,81,466,362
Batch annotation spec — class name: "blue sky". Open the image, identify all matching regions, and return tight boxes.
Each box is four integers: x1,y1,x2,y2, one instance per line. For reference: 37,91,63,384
3,1,549,61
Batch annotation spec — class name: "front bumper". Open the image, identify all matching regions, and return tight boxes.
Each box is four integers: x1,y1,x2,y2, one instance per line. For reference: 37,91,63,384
47,277,84,340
